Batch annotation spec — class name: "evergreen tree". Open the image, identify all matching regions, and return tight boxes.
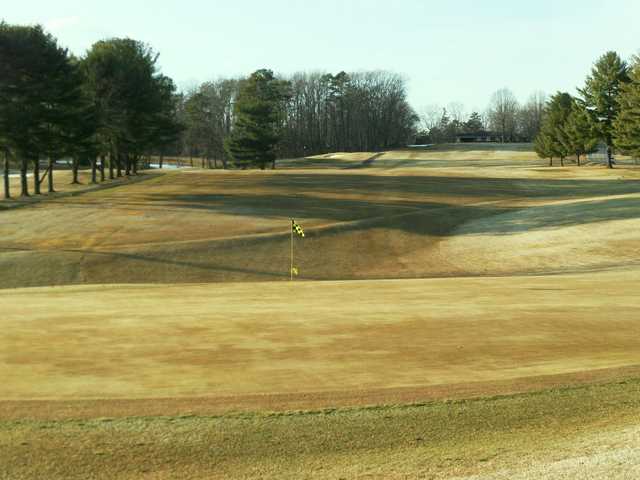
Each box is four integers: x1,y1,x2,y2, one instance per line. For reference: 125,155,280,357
579,51,630,168
0,22,81,196
225,69,290,169
145,75,184,168
613,55,640,160
38,52,88,192
535,92,573,166
563,103,599,166
82,38,173,176
464,112,484,132
0,23,48,196
534,126,555,166
65,63,100,185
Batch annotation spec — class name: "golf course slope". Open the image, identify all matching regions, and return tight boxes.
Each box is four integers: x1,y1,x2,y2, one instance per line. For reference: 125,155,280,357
2,145,640,289
1,144,639,479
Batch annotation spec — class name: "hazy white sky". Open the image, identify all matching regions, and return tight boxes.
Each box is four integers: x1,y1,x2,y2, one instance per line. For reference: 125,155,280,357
3,0,639,114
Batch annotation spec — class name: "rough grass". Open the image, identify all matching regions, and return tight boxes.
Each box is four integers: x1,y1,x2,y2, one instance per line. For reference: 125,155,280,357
1,379,639,479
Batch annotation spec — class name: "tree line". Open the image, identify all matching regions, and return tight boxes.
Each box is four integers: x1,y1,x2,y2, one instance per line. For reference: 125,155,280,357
0,22,183,199
1,21,419,193
180,69,417,168
535,51,640,168
2,21,639,198
417,90,547,144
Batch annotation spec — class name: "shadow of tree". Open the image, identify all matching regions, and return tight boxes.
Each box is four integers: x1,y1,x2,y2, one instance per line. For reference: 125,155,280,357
145,179,640,238
3,171,640,288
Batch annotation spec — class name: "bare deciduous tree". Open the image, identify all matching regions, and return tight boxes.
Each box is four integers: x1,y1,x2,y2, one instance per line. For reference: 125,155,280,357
488,88,519,142
518,91,546,141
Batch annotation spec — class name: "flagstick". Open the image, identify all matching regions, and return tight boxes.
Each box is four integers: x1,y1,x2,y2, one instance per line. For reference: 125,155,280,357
290,219,294,281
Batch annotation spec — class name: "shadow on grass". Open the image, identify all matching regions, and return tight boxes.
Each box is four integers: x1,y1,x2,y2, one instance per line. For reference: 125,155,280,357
145,187,640,237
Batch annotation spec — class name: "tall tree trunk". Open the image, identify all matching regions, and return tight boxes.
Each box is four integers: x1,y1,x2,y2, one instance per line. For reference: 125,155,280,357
100,155,106,182
33,158,41,195
109,151,115,180
48,157,55,193
549,157,553,167
159,152,164,169
90,157,97,184
606,145,614,169
576,153,581,167
20,157,29,197
560,156,564,167
132,155,138,175
3,150,10,199
116,153,122,177
108,150,115,179
71,156,80,184
189,154,193,167
125,154,131,176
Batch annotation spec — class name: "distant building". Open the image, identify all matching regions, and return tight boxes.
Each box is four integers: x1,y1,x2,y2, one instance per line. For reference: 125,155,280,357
455,131,501,143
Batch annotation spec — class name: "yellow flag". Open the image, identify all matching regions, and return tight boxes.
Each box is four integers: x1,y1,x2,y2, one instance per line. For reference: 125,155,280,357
292,219,305,238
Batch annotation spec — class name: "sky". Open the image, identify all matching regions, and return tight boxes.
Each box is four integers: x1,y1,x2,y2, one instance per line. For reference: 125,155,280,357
3,0,639,116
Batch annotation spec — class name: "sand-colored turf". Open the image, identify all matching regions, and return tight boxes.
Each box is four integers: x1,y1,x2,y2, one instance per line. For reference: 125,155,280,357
1,269,639,404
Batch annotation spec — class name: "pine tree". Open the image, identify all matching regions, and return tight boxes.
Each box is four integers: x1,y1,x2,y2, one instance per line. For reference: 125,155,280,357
225,69,290,169
534,126,555,166
39,51,88,192
464,112,484,132
0,22,81,195
613,55,640,160
535,92,573,166
563,103,599,166
579,51,630,168
82,38,171,177
0,23,48,196
65,63,100,185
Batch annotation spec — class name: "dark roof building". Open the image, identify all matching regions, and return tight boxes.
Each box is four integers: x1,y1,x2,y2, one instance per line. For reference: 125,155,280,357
455,131,501,143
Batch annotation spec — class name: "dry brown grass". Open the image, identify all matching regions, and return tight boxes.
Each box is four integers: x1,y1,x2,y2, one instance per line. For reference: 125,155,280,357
2,156,640,288
1,269,639,406
1,379,639,479
2,146,640,478
3,169,131,201
1,148,640,408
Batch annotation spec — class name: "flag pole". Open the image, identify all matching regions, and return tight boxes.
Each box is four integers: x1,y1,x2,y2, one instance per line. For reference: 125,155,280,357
290,218,293,281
